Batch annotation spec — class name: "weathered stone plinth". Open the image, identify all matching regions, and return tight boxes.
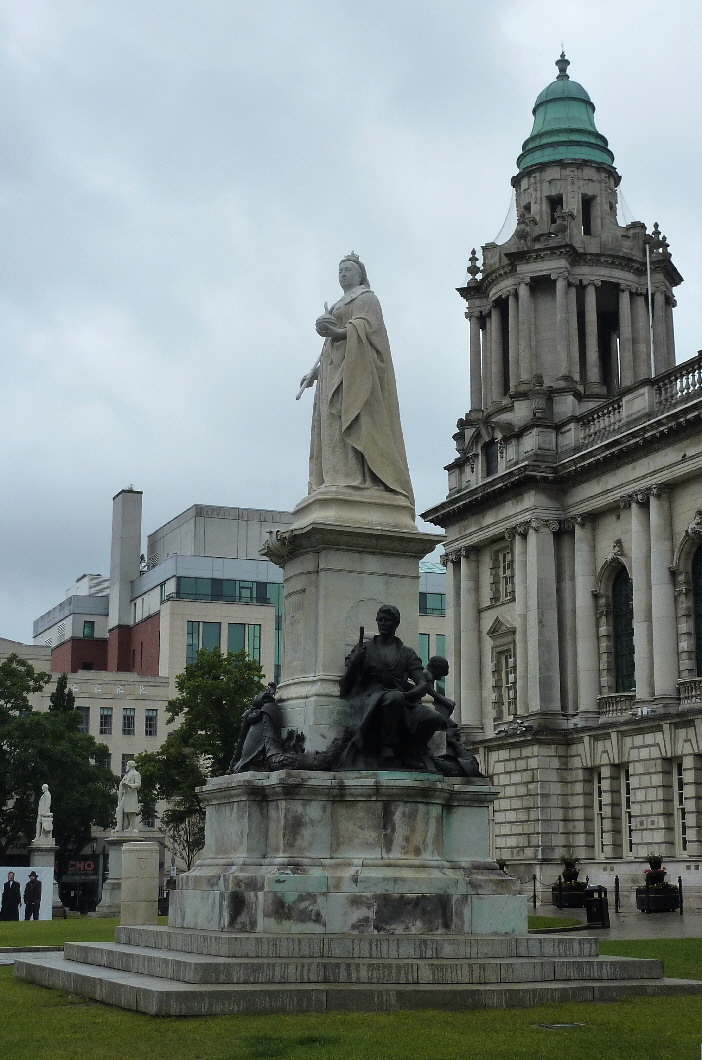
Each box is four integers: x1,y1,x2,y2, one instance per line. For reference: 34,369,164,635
96,833,145,918
169,770,526,935
121,842,159,926
265,506,442,752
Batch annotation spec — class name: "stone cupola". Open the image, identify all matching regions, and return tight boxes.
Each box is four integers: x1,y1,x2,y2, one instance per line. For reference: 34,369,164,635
455,53,683,473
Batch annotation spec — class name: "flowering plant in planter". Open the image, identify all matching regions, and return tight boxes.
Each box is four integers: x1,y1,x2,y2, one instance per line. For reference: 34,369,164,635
558,854,587,890
642,856,678,894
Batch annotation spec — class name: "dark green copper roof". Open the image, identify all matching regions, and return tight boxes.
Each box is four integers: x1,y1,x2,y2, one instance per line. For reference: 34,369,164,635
517,53,615,171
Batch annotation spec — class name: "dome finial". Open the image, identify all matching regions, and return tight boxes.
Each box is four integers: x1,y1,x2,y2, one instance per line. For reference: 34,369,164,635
555,51,570,81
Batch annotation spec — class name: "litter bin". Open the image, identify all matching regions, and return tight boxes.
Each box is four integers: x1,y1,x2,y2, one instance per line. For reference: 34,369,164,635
584,885,610,928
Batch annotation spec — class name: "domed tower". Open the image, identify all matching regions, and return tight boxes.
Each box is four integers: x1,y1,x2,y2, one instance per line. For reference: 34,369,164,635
457,53,681,440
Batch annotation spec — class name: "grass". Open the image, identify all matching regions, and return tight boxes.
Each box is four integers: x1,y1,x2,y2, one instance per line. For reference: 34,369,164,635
527,915,582,930
0,916,167,949
3,929,702,1058
4,965,702,1060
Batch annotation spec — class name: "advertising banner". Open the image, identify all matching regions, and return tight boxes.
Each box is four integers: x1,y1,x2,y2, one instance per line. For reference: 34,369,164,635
0,866,54,921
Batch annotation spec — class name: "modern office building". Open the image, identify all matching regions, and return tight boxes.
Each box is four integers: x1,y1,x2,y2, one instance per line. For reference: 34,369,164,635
423,54,702,903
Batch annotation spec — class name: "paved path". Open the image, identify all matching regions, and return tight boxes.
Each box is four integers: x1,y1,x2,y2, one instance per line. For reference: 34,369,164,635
536,903,701,939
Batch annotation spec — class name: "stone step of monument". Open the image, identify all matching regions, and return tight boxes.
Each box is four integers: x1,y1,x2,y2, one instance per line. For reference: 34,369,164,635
64,941,663,987
14,952,702,1018
116,926,601,960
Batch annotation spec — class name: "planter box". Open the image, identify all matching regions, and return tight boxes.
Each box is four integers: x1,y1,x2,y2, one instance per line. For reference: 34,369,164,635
635,887,680,913
551,886,592,909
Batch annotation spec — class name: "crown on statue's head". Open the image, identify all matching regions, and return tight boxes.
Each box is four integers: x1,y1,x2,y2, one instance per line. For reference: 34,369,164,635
342,252,362,264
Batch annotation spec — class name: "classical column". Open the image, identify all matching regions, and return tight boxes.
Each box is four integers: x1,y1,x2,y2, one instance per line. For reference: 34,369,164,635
482,315,492,408
513,527,528,715
665,297,676,369
584,281,601,385
559,528,577,714
574,515,600,719
526,519,563,722
443,551,461,704
653,289,668,376
460,547,483,734
568,281,580,380
618,286,634,388
649,486,679,697
490,301,504,403
554,272,569,378
631,290,650,380
508,288,519,392
468,311,483,411
518,280,532,383
630,494,654,700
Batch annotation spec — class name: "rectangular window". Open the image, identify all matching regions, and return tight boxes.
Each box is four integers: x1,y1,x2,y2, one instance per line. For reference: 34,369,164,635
491,545,514,603
418,633,430,668
144,708,158,738
492,647,516,721
594,769,604,859
548,193,563,224
623,767,633,855
76,706,90,734
419,592,446,616
122,707,135,737
160,582,168,603
238,581,254,603
121,753,131,776
674,759,688,854
83,620,95,638
81,662,93,671
247,624,261,663
581,195,593,236
201,622,221,652
186,621,200,666
435,633,446,692
228,623,246,654
142,805,156,828
99,706,113,736
100,752,112,772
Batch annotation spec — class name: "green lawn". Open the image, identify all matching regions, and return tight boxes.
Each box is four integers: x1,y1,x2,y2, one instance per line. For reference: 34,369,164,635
2,936,702,1058
3,964,702,1060
527,915,582,930
0,916,168,949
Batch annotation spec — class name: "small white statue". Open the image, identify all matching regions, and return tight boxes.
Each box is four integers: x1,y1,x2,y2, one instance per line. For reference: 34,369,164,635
34,783,54,843
115,761,141,833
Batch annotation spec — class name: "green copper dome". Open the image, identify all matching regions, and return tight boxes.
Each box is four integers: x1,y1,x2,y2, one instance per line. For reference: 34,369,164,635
517,54,614,171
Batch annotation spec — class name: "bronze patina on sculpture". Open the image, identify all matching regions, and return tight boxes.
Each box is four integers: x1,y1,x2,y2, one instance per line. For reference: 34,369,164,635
229,605,483,777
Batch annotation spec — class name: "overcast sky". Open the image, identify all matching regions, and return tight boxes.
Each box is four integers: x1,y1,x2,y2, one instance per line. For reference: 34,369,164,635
1,0,701,642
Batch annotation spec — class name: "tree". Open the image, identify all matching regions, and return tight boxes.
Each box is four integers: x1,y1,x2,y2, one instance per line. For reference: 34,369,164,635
137,648,263,858
0,654,117,864
49,672,76,712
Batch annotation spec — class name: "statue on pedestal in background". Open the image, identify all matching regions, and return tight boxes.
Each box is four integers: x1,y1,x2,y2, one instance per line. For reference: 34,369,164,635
115,761,141,833
297,254,414,504
34,783,54,843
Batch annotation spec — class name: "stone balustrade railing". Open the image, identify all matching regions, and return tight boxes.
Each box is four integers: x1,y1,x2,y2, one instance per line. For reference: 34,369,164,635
597,692,636,717
579,399,624,448
654,353,702,410
679,678,702,705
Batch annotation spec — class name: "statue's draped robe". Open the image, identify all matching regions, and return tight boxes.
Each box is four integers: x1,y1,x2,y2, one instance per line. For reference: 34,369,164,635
308,287,414,504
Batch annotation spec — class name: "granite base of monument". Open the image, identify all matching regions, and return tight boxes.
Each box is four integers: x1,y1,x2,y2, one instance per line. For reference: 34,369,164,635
169,770,526,935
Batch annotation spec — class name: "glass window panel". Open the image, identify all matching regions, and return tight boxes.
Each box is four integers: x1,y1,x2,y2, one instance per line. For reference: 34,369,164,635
122,707,135,736
186,621,200,666
144,709,158,737
419,592,427,614
83,620,95,638
76,706,90,733
211,579,223,600
121,753,131,776
238,581,254,603
418,633,430,668
201,622,221,651
99,706,113,736
141,805,156,828
256,582,268,604
436,634,446,657
693,547,702,677
223,579,237,600
228,623,246,654
179,577,197,599
247,624,261,663
612,567,635,692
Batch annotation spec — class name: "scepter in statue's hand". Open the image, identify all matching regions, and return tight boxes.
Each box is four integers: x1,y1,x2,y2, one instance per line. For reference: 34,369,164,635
297,302,330,400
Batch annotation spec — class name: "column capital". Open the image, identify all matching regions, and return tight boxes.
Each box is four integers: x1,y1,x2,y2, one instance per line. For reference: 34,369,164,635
572,513,593,527
441,549,461,565
583,278,602,288
620,491,649,508
551,270,569,281
464,307,484,321
649,483,672,497
619,283,635,293
518,277,531,288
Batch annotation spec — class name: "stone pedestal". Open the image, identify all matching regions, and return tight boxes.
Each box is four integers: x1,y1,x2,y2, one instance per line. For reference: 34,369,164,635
95,832,144,917
29,841,61,915
170,770,526,935
121,842,159,926
265,488,442,752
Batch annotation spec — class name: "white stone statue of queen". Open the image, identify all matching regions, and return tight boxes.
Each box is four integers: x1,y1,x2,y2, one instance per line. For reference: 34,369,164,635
298,254,414,507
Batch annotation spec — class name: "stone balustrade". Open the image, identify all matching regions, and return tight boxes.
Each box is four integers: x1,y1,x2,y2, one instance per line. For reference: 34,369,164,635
679,678,702,705
597,692,636,717
579,399,624,448
655,353,702,410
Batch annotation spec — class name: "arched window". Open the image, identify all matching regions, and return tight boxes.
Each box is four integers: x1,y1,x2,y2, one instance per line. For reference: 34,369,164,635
612,566,635,693
482,439,499,478
693,546,702,678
